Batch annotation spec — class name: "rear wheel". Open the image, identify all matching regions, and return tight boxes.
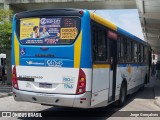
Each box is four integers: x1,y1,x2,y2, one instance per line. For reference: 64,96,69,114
117,82,127,107
145,74,148,84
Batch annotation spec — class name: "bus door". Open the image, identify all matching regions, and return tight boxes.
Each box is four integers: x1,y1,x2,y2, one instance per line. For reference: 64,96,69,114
108,32,117,102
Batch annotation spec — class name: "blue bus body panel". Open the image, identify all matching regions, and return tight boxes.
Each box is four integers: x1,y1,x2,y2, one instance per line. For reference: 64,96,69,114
19,45,74,67
118,63,147,67
12,10,92,68
80,10,92,68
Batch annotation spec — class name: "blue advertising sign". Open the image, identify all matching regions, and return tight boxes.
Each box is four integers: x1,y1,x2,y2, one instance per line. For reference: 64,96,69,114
39,18,61,38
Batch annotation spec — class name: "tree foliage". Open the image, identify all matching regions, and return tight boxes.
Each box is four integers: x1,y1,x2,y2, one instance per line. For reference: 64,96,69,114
0,9,12,50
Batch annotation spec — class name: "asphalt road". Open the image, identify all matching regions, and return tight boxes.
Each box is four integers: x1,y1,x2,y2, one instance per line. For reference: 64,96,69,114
0,83,159,120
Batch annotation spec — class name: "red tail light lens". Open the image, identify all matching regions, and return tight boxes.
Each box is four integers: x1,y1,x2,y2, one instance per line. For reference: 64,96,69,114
12,66,19,89
79,10,84,15
76,69,86,94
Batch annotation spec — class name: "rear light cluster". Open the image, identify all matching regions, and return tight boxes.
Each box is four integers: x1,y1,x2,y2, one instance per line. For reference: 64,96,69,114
12,66,19,89
76,69,86,94
79,10,84,15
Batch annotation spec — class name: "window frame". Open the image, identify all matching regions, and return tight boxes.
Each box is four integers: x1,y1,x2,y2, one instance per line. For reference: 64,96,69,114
91,21,110,64
117,34,148,64
16,16,81,46
91,21,150,65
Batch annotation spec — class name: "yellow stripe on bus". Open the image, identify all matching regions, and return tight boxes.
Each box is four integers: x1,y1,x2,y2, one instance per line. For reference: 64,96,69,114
74,32,82,68
14,33,20,65
93,64,111,68
90,12,117,31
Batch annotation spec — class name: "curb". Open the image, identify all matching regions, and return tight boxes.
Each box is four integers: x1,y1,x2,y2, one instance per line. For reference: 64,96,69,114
154,87,160,108
0,92,13,98
154,99,160,108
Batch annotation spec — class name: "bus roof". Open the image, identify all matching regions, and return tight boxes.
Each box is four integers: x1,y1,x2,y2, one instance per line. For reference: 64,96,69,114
15,8,83,19
89,11,150,46
14,8,149,47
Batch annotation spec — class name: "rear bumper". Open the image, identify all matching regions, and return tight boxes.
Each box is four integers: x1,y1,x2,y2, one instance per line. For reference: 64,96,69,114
13,88,91,108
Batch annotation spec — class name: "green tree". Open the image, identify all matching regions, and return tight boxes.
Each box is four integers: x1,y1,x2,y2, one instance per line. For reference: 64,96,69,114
0,9,12,50
0,9,13,84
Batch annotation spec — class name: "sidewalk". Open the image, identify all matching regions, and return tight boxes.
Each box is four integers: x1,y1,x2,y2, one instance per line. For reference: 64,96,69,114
150,76,160,108
0,81,13,98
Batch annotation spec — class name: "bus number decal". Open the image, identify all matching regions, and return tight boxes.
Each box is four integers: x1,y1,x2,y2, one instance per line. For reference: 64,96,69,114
46,60,63,67
64,84,74,89
63,77,75,83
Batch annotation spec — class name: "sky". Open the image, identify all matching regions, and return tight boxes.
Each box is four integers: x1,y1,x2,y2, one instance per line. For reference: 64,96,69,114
90,9,144,40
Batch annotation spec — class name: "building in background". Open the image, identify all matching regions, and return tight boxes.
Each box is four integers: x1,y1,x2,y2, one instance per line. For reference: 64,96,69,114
2,0,136,12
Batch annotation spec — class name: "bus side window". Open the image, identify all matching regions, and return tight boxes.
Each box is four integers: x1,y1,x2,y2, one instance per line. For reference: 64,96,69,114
117,37,121,62
98,28,106,61
118,37,124,63
123,38,127,62
126,39,131,63
131,41,134,62
93,26,97,61
92,24,107,62
133,42,138,63
137,44,141,63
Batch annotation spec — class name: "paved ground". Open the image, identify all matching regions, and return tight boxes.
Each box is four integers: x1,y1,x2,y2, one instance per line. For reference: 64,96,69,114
152,77,160,108
0,82,12,98
0,78,159,119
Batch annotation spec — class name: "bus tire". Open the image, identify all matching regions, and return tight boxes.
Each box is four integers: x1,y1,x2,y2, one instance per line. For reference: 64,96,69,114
117,82,127,107
145,74,148,84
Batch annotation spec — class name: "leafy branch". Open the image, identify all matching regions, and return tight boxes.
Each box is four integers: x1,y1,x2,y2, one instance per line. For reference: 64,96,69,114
0,9,13,50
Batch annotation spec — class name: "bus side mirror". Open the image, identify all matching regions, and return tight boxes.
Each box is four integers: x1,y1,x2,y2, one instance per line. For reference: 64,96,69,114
153,55,155,60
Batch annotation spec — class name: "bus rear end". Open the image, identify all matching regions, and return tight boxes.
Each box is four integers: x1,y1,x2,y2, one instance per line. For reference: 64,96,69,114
12,9,92,108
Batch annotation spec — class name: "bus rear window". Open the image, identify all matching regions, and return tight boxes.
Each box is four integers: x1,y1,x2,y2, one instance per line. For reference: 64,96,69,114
16,17,80,45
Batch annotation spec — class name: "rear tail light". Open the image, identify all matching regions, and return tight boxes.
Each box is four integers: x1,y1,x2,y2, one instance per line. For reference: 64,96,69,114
79,10,84,15
12,66,19,89
76,69,86,94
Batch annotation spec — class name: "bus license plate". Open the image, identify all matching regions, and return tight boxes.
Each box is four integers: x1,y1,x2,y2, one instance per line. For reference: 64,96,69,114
39,83,52,88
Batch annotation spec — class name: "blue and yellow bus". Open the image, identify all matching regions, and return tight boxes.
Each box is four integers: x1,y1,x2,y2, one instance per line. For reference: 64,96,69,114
12,9,151,108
